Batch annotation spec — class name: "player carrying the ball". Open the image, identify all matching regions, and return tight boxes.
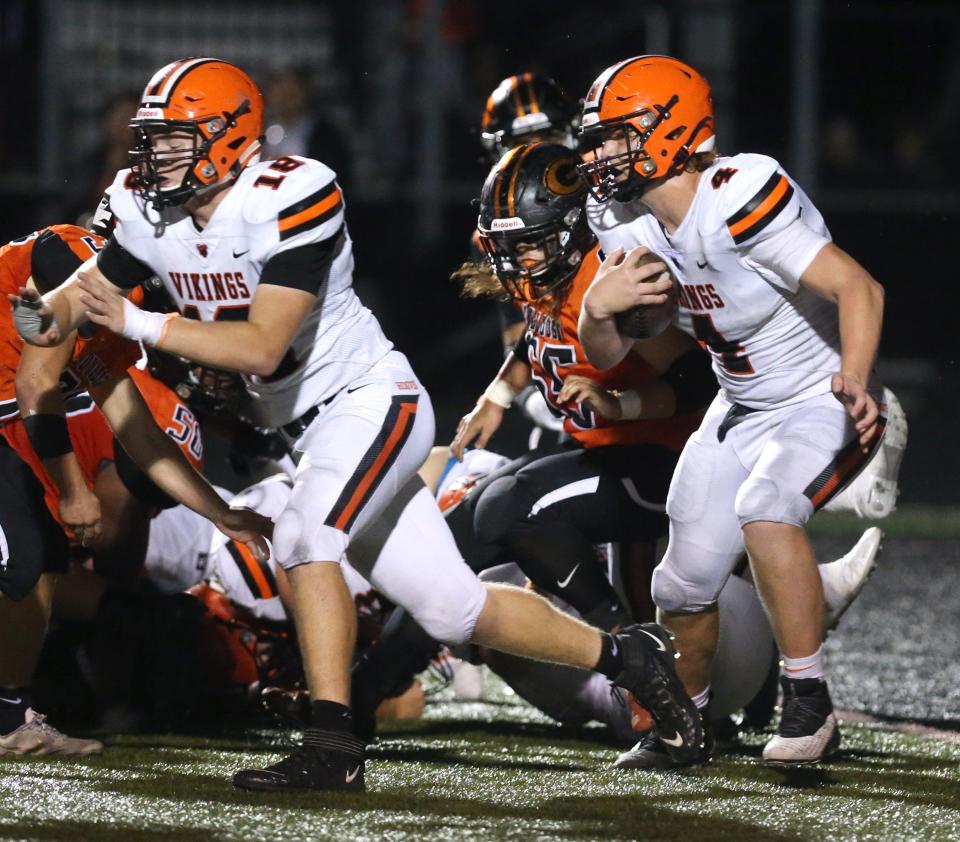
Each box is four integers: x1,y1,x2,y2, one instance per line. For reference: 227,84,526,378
576,55,886,766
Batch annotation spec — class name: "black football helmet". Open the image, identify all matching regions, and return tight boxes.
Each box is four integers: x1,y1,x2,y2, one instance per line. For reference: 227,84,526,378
479,72,578,162
477,143,596,301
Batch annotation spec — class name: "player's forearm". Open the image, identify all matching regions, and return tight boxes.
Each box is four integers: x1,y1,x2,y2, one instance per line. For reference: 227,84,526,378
480,353,531,409
578,306,633,370
44,260,100,338
836,276,884,385
158,316,288,378
98,377,229,522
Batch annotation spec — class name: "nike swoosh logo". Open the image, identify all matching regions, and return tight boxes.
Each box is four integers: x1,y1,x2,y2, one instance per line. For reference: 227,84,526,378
696,260,708,269
233,248,249,258
345,765,361,783
639,628,667,652
0,696,22,705
661,732,685,747
557,563,580,589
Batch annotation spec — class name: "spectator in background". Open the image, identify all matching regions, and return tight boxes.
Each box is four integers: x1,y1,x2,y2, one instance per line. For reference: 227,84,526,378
64,92,140,226
260,67,352,188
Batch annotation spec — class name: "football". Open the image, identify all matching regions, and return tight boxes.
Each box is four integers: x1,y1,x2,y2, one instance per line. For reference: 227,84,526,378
613,251,678,339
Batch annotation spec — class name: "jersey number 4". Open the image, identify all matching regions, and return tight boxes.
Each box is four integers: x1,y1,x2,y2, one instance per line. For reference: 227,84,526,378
691,314,754,375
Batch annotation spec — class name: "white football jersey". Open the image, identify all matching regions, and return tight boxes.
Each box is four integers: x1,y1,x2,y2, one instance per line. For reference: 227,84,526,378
587,154,841,409
106,157,394,427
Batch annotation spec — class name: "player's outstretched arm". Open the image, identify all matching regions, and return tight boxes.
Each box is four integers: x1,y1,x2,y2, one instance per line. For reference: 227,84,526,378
800,242,885,449
8,257,118,347
90,372,273,557
451,351,532,460
79,272,315,378
16,338,103,546
579,246,673,370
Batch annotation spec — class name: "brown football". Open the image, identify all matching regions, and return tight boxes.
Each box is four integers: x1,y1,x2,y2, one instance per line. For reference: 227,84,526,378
613,251,678,339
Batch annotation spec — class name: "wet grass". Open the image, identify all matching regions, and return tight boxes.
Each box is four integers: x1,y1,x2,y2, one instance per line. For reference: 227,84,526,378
1,692,958,842
809,505,960,539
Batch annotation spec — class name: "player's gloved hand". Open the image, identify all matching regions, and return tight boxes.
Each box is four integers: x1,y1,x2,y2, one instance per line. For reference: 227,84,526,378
7,286,61,346
216,505,274,561
60,486,103,548
451,398,504,461
831,372,880,452
582,246,673,320
557,374,622,420
79,270,176,346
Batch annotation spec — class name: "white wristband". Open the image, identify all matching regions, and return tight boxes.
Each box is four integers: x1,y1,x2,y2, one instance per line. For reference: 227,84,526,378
121,298,173,347
482,379,518,409
618,390,643,420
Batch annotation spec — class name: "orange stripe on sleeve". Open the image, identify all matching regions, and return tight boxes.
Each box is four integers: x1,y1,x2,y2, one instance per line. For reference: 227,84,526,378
278,187,342,233
727,175,789,239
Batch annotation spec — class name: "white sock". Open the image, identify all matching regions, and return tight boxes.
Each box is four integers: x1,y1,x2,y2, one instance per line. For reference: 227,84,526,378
781,646,824,681
691,686,711,709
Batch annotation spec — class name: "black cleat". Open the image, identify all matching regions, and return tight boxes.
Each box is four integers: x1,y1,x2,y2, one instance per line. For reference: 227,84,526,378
234,730,365,792
610,623,706,766
762,677,840,765
614,707,715,769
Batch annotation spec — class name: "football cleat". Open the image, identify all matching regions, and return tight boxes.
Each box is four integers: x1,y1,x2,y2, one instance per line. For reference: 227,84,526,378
614,711,714,770
763,677,840,765
0,709,103,756
233,730,365,792
610,623,706,766
820,527,883,633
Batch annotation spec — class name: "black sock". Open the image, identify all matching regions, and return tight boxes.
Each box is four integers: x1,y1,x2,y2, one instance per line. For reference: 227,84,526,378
594,633,624,679
0,687,32,734
309,700,354,735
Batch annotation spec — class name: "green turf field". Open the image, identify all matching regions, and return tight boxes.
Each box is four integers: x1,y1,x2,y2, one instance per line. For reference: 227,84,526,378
2,685,958,842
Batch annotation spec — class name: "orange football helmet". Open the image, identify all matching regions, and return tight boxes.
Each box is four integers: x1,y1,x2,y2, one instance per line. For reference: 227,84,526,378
130,57,264,208
578,55,715,202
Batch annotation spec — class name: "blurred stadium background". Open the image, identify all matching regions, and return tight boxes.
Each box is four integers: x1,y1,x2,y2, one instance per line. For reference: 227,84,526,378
0,0,956,502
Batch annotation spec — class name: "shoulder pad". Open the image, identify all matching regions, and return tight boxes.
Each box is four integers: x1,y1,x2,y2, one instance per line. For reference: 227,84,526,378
710,155,795,245
240,157,341,227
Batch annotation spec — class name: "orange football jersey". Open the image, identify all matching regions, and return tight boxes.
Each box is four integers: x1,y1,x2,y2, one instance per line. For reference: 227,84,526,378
0,225,105,422
518,244,701,451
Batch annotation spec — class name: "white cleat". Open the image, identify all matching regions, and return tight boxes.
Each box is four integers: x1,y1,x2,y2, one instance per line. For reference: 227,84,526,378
0,709,103,757
763,677,840,765
763,712,840,764
819,527,883,632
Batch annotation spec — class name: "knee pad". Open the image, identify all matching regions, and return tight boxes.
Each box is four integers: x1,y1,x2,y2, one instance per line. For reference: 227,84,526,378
474,475,527,546
273,504,348,569
651,551,727,614
409,582,487,646
734,475,812,528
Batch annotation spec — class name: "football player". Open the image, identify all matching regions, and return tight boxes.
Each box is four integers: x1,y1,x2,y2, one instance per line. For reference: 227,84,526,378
0,224,264,756
12,57,704,790
452,142,713,631
465,72,582,442
576,56,886,765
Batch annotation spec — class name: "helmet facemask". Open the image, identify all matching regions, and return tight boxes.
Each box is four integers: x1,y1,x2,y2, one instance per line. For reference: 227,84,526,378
129,100,252,209
479,207,591,302
578,94,681,203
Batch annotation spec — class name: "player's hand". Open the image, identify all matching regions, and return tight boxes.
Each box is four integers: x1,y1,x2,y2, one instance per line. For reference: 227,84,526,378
216,505,274,560
582,246,673,320
451,399,504,460
78,270,127,334
557,375,622,420
60,487,102,548
831,372,880,452
7,287,61,346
